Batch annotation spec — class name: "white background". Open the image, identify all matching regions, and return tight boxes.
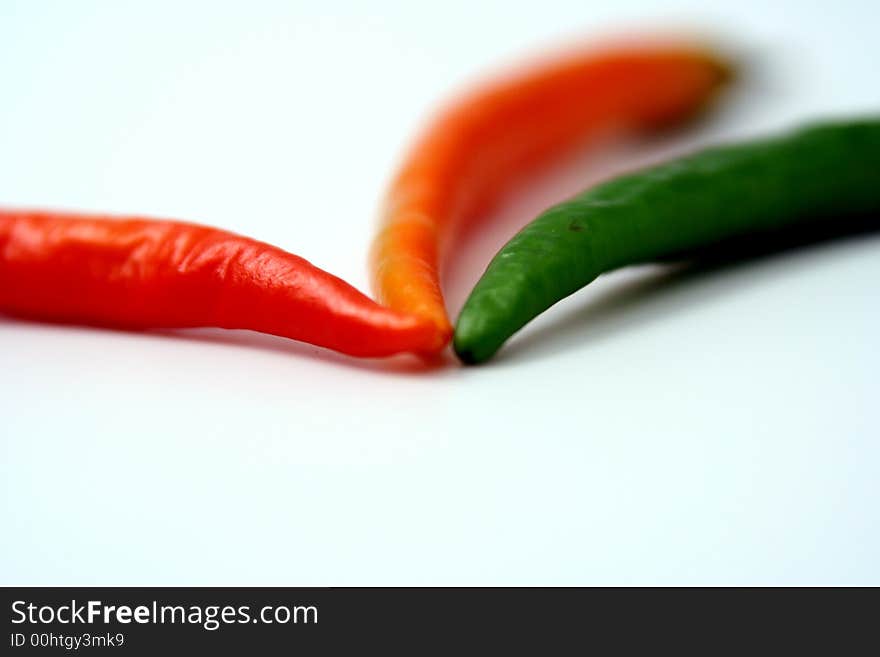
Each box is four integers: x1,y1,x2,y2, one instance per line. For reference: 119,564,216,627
2,0,878,585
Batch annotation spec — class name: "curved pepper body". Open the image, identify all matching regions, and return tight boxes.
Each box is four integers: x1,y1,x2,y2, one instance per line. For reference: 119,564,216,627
454,119,880,363
0,210,436,357
371,41,731,350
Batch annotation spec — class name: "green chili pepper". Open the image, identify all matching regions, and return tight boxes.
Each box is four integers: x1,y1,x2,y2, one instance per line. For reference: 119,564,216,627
454,118,880,363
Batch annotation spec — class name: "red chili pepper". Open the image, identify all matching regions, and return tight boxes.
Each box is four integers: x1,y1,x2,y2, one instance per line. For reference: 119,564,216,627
0,209,437,357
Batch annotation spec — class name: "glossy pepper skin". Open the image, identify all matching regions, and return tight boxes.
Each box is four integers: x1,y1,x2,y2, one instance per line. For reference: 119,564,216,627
0,210,437,357
370,41,731,352
453,119,880,363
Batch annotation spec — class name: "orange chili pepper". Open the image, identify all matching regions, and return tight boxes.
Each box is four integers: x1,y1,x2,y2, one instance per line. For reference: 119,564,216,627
0,209,437,357
370,40,731,351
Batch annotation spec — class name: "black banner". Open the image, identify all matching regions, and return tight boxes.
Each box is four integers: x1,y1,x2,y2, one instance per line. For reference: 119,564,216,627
1,586,864,653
